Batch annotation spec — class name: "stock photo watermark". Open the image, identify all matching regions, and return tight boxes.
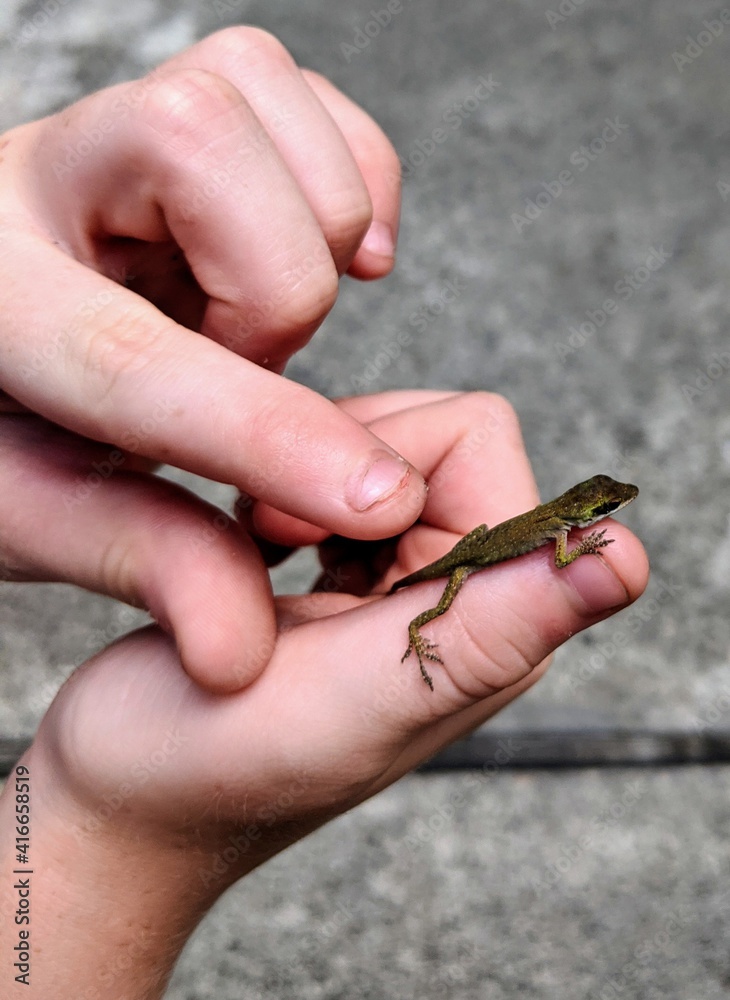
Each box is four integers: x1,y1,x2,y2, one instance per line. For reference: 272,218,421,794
558,576,682,695
680,349,730,405
197,770,313,887
9,0,72,50
409,276,467,334
340,0,414,61
671,10,730,72
69,728,191,844
49,67,171,180
553,244,672,363
220,241,335,350
349,275,467,391
512,116,629,234
428,405,509,496
530,777,647,897
545,0,591,29
61,397,177,511
177,107,296,221
398,736,524,858
692,681,730,731
9,765,32,986
210,0,251,16
400,75,501,179
7,607,144,722
593,904,693,1000
19,285,127,384
429,941,485,998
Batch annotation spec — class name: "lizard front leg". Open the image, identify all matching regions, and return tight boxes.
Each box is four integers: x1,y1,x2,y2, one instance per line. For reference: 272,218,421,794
401,565,472,689
554,527,612,567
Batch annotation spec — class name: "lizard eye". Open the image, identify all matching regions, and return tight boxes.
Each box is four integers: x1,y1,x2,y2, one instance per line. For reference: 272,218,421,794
593,500,621,516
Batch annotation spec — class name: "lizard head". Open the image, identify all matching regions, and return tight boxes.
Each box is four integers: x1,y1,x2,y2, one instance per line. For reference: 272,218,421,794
557,474,639,527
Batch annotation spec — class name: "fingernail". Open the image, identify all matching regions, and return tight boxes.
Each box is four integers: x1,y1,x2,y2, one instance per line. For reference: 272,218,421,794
565,553,631,615
348,453,411,511
361,220,395,259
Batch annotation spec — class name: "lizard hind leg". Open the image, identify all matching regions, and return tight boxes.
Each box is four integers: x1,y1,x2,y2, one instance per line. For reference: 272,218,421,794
400,564,473,690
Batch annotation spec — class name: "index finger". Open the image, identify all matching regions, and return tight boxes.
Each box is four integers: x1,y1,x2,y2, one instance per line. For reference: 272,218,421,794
245,392,538,550
0,234,426,539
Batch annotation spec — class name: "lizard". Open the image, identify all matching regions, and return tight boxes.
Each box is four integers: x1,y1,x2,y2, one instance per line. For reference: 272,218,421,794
388,474,638,690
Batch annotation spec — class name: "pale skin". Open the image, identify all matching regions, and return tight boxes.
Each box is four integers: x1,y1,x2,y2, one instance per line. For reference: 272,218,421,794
0,29,649,1000
0,26,427,694
0,391,649,997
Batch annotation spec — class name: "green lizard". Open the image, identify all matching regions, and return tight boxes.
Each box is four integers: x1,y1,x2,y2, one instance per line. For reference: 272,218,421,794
389,474,638,690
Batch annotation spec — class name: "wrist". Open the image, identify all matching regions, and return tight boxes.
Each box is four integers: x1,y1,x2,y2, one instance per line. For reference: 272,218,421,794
0,740,214,999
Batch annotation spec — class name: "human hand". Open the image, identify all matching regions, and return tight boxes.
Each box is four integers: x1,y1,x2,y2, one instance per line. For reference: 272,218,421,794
0,28,425,691
0,392,648,998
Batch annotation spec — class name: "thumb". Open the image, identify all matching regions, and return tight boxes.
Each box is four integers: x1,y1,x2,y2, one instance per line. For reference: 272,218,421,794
383,522,649,705
266,524,648,793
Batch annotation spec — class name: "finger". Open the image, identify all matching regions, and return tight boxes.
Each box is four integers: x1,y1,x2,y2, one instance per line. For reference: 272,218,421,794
158,524,648,811
283,526,648,770
366,391,539,540
0,416,275,692
52,521,647,831
302,69,401,279
0,391,32,415
335,389,462,422
246,392,536,553
236,391,461,546
22,68,340,366
319,392,538,596
0,238,425,540
162,29,383,277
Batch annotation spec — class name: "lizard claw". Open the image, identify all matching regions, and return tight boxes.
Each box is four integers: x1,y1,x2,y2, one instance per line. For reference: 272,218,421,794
402,630,441,689
581,528,613,554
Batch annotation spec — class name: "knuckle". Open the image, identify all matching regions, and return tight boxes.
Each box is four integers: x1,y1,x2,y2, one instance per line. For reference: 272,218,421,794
199,26,297,75
80,304,166,403
98,532,136,604
242,384,310,463
294,265,340,329
324,187,373,259
226,253,339,353
464,391,522,437
299,67,329,90
140,68,241,146
277,254,340,333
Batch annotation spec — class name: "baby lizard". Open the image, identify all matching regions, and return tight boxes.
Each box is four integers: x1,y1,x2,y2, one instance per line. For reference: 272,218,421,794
389,474,638,690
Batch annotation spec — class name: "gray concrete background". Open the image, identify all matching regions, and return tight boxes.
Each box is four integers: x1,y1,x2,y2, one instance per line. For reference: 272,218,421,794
1,0,729,996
